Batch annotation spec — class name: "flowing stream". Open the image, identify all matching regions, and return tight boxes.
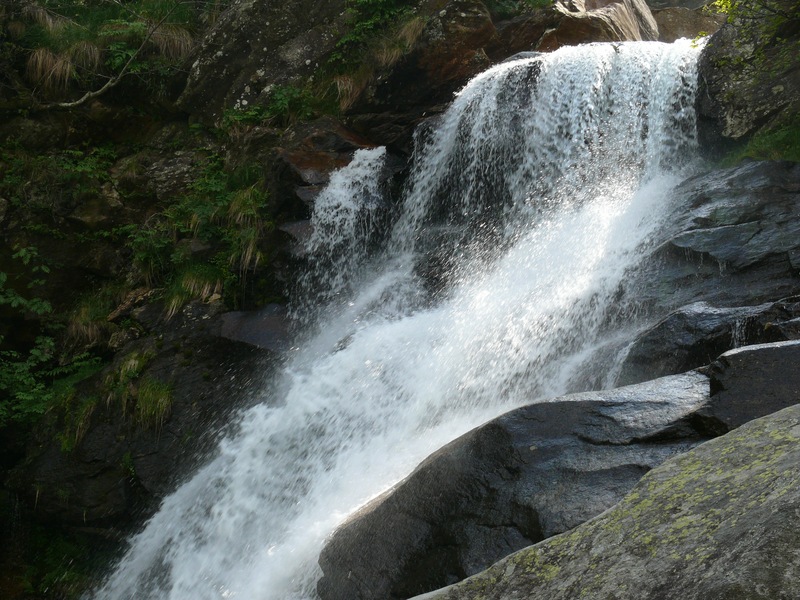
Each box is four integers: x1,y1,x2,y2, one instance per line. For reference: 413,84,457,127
92,39,702,600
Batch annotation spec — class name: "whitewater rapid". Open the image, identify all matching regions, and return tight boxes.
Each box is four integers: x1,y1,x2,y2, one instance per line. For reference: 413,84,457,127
91,39,702,600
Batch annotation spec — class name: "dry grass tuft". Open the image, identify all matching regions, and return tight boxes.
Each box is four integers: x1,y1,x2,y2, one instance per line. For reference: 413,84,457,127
7,20,27,39
68,40,101,74
334,73,370,110
26,46,74,93
397,16,426,48
149,23,194,60
375,41,404,69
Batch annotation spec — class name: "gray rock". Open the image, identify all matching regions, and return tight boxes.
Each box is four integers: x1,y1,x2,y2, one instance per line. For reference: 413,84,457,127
636,160,800,312
653,7,724,42
177,0,348,123
416,402,800,600
317,372,712,600
695,339,800,433
617,298,800,386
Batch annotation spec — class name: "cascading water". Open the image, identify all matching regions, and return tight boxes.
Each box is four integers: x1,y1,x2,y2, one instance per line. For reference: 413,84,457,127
91,39,702,600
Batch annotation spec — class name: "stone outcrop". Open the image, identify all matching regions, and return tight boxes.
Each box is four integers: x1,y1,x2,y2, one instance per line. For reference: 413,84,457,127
632,160,800,310
608,160,800,385
542,0,658,49
617,297,800,385
697,0,800,147
415,401,800,600
350,0,661,147
176,0,662,146
177,0,349,122
653,7,724,42
696,339,800,432
319,340,800,600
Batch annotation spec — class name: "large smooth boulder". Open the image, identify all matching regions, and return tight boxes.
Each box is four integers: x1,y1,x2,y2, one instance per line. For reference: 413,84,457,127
416,401,800,600
319,339,800,600
317,372,712,600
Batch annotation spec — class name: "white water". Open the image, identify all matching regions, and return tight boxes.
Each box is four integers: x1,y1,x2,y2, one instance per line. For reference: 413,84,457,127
92,40,702,600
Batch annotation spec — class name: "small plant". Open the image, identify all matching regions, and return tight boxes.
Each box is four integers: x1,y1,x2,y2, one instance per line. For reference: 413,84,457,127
135,376,173,429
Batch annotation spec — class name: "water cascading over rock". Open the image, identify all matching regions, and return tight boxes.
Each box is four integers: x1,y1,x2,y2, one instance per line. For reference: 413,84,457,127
89,39,702,600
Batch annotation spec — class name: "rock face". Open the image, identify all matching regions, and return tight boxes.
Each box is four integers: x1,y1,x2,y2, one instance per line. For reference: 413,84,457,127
317,372,712,600
696,339,800,433
350,0,660,147
177,0,348,122
177,0,661,144
319,340,800,600
613,161,800,385
697,0,800,145
543,0,658,49
416,401,800,600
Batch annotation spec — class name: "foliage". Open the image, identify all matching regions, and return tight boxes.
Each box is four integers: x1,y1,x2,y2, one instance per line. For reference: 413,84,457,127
17,524,98,599
134,376,173,428
329,0,415,69
102,348,154,409
0,144,116,212
707,0,800,74
0,248,104,429
5,0,218,100
485,0,553,19
121,154,274,314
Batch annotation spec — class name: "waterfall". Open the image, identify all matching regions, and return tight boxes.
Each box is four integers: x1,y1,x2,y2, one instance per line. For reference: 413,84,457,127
90,39,702,600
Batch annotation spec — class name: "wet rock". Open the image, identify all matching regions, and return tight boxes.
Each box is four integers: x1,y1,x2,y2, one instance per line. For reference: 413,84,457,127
218,304,292,352
636,160,800,312
317,372,712,600
617,297,800,386
653,7,724,42
416,402,800,600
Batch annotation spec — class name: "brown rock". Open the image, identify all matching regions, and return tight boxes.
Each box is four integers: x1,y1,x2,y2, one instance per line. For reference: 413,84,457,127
653,7,724,42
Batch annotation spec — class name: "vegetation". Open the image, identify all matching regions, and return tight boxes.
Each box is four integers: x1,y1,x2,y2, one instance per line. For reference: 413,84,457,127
0,248,104,429
3,0,222,105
